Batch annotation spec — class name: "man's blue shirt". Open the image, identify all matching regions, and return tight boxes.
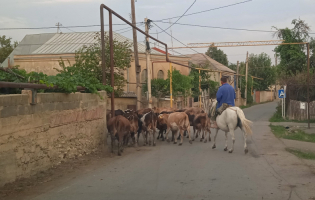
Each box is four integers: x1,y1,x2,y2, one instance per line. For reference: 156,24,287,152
216,83,236,109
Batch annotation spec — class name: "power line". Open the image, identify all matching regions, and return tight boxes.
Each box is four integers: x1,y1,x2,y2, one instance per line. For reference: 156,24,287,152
152,21,208,59
0,1,252,32
61,25,75,33
156,0,196,34
0,23,142,31
156,21,315,35
152,0,252,22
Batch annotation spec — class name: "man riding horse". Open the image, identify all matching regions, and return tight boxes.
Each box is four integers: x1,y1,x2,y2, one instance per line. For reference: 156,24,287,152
212,76,236,128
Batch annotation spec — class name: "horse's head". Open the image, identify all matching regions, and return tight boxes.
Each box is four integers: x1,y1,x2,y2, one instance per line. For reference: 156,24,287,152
207,99,217,118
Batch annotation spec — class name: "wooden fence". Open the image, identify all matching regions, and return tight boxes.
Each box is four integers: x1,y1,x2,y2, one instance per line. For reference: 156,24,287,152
287,100,315,120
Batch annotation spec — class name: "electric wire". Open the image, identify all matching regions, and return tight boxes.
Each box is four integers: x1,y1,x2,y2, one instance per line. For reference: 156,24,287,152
152,0,252,22
156,0,196,34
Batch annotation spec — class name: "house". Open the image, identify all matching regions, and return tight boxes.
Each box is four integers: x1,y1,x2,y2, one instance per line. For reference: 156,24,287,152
186,53,236,86
1,32,190,95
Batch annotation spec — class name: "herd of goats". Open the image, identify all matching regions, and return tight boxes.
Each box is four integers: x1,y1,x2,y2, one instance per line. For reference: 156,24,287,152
106,106,213,156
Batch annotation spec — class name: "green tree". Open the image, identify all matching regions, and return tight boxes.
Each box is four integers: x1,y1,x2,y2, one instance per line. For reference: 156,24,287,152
248,53,276,91
310,37,315,69
0,35,18,63
167,68,191,101
273,18,310,75
205,46,228,66
228,63,237,71
189,65,219,99
57,32,132,96
142,78,169,107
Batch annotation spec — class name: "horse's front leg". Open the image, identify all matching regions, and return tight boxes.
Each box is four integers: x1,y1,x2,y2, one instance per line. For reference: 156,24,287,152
212,128,219,149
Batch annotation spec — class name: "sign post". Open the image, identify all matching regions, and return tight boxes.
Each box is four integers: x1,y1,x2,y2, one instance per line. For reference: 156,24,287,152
278,89,285,118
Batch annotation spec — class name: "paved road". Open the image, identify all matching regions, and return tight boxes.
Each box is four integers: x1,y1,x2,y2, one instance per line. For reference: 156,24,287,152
27,102,315,200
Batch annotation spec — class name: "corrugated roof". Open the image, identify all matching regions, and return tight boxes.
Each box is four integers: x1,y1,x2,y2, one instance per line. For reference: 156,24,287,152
1,33,55,68
0,31,163,68
186,54,235,74
32,32,162,55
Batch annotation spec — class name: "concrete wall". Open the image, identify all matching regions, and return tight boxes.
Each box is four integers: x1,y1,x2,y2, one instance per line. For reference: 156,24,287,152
107,97,137,111
260,91,275,103
14,54,75,75
0,91,107,186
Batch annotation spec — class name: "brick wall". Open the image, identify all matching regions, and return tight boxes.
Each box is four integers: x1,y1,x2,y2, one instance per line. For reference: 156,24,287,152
0,91,107,186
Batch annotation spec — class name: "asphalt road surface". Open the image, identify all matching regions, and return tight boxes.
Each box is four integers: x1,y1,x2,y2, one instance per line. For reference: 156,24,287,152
15,102,315,200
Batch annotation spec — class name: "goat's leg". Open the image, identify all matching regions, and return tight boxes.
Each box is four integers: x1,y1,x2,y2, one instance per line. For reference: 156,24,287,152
173,130,178,144
153,129,156,146
179,129,184,145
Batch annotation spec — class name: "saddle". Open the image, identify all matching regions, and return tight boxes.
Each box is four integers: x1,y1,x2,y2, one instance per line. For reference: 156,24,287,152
213,103,231,120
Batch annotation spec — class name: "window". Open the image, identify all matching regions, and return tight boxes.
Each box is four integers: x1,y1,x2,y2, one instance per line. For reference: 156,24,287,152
157,70,164,79
141,69,147,83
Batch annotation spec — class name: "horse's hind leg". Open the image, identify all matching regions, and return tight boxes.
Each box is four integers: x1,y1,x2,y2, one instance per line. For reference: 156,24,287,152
228,129,235,153
243,131,248,154
224,131,228,151
212,128,219,149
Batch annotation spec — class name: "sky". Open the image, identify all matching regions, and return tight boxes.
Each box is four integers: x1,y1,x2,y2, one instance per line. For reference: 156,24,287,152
1,0,314,65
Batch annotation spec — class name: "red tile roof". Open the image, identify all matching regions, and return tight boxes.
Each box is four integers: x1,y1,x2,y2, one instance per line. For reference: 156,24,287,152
152,47,171,55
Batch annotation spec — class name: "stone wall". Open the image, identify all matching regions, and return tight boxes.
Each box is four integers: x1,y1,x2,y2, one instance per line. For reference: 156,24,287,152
0,91,107,186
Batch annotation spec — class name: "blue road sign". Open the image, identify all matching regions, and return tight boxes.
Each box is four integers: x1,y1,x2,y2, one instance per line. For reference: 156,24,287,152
278,89,285,98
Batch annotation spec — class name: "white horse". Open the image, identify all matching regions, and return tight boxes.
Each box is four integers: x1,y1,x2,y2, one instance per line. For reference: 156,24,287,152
208,99,253,154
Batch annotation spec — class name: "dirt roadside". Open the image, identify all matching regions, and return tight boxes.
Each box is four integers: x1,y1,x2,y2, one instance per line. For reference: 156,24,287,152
0,145,144,200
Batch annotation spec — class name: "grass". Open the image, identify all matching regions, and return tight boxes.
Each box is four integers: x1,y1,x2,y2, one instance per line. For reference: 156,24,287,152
270,125,315,143
286,148,315,160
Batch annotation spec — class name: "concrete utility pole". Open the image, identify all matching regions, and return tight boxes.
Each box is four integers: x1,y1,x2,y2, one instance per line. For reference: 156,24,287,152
131,0,141,110
145,18,152,108
236,61,239,90
245,51,249,106
274,53,277,99
55,22,62,33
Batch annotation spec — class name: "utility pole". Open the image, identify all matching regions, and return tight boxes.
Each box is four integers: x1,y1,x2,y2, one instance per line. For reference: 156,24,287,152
236,61,239,103
245,51,249,106
145,18,152,108
131,0,141,110
55,22,62,33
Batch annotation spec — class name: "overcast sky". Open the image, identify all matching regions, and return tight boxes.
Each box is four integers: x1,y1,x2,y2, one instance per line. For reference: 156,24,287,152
1,0,314,64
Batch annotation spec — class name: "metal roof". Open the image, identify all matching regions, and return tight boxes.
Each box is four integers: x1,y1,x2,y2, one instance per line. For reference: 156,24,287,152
0,31,163,68
186,54,236,74
32,32,162,55
1,33,55,68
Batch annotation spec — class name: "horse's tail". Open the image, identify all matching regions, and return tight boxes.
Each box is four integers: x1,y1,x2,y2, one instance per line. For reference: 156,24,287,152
235,107,253,135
